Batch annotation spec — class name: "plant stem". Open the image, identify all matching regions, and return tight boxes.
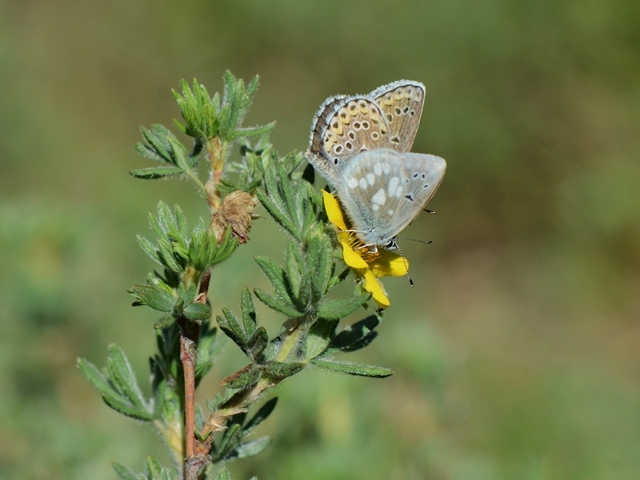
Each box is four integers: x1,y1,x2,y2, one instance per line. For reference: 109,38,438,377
180,333,198,458
180,269,212,479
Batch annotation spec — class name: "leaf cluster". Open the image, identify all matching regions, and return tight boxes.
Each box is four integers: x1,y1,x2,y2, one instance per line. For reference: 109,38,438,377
129,202,237,326
131,71,273,184
174,72,274,143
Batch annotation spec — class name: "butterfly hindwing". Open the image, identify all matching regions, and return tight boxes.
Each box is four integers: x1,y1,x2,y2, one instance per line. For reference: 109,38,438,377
370,80,425,153
335,149,446,247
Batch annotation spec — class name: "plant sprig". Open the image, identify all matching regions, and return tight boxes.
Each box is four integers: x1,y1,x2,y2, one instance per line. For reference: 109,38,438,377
78,71,392,480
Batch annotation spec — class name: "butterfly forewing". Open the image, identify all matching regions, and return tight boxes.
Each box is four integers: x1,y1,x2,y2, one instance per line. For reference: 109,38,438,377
335,149,446,247
322,97,390,162
370,80,425,153
306,95,393,183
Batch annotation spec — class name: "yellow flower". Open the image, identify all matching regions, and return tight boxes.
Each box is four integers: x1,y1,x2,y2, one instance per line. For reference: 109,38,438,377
322,191,408,309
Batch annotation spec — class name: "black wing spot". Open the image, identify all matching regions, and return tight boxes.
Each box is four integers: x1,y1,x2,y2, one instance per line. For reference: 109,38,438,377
405,194,415,202
391,136,400,144
423,184,430,189
412,173,419,178
421,173,427,179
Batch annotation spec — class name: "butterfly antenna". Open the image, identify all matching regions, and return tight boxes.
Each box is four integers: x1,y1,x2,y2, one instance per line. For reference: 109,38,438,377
398,236,434,246
392,241,414,288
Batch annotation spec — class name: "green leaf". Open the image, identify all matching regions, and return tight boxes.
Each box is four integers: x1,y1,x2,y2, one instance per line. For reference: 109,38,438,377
214,466,232,480
255,188,298,239
254,256,290,296
316,294,369,320
129,166,185,180
170,138,195,172
153,315,175,330
144,457,174,480
221,364,260,390
240,287,257,337
311,358,393,378
78,350,155,421
137,235,161,264
254,289,303,318
154,379,182,426
262,361,305,379
285,242,303,299
229,437,272,460
217,309,247,347
77,358,113,399
106,345,151,412
211,227,238,266
135,124,175,164
246,327,268,360
216,423,243,461
183,302,211,322
230,122,275,140
307,234,332,298
129,284,176,312
112,463,138,480
306,318,339,359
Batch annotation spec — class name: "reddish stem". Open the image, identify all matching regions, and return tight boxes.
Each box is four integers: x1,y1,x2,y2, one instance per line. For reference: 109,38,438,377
180,333,197,458
180,269,212,479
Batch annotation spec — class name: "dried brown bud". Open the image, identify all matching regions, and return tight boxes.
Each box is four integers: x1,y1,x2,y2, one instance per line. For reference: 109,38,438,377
210,191,259,244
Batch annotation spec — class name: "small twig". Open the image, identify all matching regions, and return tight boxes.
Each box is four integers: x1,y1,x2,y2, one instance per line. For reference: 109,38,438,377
201,320,305,441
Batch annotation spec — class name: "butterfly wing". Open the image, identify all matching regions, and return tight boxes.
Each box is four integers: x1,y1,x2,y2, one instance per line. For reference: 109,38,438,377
306,94,348,184
370,80,425,153
335,149,446,247
306,95,391,185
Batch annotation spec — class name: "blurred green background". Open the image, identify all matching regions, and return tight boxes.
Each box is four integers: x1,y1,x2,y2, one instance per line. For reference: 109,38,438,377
2,1,639,479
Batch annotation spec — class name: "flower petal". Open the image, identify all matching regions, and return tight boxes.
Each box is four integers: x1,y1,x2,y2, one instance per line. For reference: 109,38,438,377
322,191,348,230
342,239,369,268
370,252,409,277
361,269,390,309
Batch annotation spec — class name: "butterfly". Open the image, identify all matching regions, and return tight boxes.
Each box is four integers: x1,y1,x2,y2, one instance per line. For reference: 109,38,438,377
305,80,446,253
